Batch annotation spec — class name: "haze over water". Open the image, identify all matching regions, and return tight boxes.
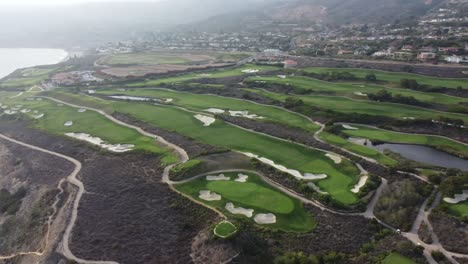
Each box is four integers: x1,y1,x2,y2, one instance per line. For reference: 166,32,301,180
0,48,68,79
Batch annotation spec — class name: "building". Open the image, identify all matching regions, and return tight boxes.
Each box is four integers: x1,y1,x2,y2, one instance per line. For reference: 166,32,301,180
417,52,437,61
445,55,464,63
283,60,298,68
337,49,353,55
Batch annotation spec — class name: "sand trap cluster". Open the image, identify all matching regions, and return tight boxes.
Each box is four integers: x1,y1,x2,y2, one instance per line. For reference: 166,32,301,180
229,110,264,119
342,124,358,130
241,69,259,73
33,113,44,119
254,213,276,224
206,174,230,181
204,108,225,114
351,175,369,193
242,152,327,180
199,190,222,201
78,108,87,113
443,190,468,204
194,114,215,126
308,182,328,195
354,92,367,97
65,133,135,152
20,109,31,113
109,95,151,101
64,121,73,126
235,173,249,182
325,153,342,164
225,203,254,217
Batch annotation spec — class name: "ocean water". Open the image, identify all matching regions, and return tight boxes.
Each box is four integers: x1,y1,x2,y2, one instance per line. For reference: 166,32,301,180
0,48,68,79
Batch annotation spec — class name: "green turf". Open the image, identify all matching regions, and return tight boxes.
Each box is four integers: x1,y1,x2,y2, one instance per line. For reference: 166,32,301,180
340,125,468,159
214,221,237,238
245,89,468,124
0,67,57,88
303,67,468,90
48,91,362,205
0,94,175,162
319,132,397,166
98,53,194,65
248,75,468,108
447,200,468,218
126,64,280,87
175,172,316,232
382,253,416,264
95,88,320,132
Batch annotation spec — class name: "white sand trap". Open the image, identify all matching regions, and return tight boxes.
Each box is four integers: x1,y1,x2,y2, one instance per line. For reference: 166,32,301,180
351,175,369,193
15,105,23,108
20,109,31,113
78,108,87,113
308,182,328,195
229,110,264,119
235,173,249,182
277,75,287,79
64,121,73,126
65,133,135,152
198,73,212,77
204,108,225,114
443,190,468,204
206,174,230,181
254,213,276,224
403,117,415,120
342,124,358,130
241,69,259,73
225,203,254,217
348,137,367,145
354,92,367,97
325,153,342,164
109,95,151,101
33,113,44,119
1,106,8,109
194,114,215,126
199,190,222,201
164,98,173,103
242,152,327,180
4,110,18,115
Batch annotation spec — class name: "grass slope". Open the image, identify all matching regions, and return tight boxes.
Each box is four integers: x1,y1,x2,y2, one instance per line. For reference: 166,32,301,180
382,253,415,264
175,172,316,232
447,201,468,218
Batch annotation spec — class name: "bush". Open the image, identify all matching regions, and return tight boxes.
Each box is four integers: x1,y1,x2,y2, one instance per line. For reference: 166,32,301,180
274,252,320,264
431,251,446,261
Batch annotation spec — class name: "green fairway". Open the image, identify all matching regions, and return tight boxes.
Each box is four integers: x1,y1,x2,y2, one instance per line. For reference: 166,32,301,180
303,67,468,90
214,221,237,238
382,253,415,264
0,67,57,88
95,88,320,132
340,125,468,159
319,132,397,166
126,64,280,87
0,94,175,163
175,172,316,232
248,75,468,108
447,201,468,218
245,89,468,124
48,91,362,205
98,53,194,65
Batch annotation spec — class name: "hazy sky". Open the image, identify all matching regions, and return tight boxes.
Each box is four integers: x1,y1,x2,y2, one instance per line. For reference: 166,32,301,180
0,0,162,6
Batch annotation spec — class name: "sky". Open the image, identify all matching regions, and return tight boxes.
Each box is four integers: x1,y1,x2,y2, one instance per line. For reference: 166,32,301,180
0,0,163,6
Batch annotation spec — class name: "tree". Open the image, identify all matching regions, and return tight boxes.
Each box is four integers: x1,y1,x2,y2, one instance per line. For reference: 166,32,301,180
365,73,377,82
274,252,320,264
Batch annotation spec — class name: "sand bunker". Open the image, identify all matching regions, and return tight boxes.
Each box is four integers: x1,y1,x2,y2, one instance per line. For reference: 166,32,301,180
443,190,468,204
325,153,342,164
206,174,230,181
342,124,358,130
4,110,17,115
33,110,38,113
229,110,264,119
241,69,259,73
64,121,73,126
348,137,368,145
65,133,135,152
204,108,225,114
354,92,367,97
1,106,8,109
194,114,215,126
351,175,369,193
225,203,254,217
242,152,327,180
277,75,287,79
235,173,249,182
308,182,328,195
164,98,173,103
109,95,151,101
403,117,415,120
87,90,96,94
199,190,222,201
20,109,31,113
254,213,276,224
78,108,87,113
15,105,23,108
33,113,44,119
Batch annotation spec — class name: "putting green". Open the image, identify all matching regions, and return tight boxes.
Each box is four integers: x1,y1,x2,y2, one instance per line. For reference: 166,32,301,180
303,67,468,90
382,253,415,264
50,91,361,206
340,125,468,159
447,201,468,218
214,221,237,238
95,88,320,132
175,172,316,232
